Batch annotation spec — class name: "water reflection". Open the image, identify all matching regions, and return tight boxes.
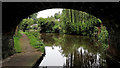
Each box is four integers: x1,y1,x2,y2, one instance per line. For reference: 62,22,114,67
39,33,107,68
40,46,66,66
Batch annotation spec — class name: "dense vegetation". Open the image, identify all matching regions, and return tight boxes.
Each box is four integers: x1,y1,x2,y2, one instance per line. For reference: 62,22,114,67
13,31,22,53
98,25,109,49
24,31,45,52
18,9,109,50
14,13,45,53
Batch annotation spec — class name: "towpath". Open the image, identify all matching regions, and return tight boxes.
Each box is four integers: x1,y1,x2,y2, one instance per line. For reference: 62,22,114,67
2,33,43,68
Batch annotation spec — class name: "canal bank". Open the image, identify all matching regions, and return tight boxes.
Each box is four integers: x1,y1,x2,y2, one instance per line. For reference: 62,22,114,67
2,34,44,68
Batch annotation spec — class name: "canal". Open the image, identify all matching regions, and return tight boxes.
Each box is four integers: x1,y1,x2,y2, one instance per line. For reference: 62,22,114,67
39,33,107,68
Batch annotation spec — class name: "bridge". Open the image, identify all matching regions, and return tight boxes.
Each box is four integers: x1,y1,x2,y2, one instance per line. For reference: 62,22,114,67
2,2,120,66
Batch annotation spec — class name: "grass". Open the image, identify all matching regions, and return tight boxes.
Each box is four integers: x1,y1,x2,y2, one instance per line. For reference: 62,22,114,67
24,31,45,53
13,31,22,53
13,30,45,53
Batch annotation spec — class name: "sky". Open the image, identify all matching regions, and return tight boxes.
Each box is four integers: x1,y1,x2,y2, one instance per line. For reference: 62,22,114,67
37,8,63,18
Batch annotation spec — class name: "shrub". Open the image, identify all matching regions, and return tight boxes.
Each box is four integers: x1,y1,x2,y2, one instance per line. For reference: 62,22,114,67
98,25,109,50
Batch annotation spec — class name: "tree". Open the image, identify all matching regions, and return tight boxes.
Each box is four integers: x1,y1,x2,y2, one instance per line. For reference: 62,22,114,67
54,13,61,19
29,13,38,24
19,18,34,32
29,13,38,20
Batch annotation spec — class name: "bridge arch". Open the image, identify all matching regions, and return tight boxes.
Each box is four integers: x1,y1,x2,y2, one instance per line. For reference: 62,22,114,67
2,2,120,64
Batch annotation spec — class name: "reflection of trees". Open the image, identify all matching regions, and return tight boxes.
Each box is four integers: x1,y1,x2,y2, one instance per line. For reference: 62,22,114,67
40,33,107,67
40,33,59,46
63,48,106,68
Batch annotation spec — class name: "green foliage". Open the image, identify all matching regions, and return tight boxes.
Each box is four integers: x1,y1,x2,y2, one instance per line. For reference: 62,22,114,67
19,18,35,32
54,12,61,19
19,13,39,32
13,31,22,53
19,9,109,51
37,17,60,33
24,32,45,52
29,13,38,20
98,26,108,42
59,9,102,36
98,25,109,50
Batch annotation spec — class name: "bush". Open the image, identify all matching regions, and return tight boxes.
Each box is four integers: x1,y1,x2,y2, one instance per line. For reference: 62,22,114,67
98,25,109,50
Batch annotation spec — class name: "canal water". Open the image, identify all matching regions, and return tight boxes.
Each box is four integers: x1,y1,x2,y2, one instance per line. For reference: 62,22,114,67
39,33,107,68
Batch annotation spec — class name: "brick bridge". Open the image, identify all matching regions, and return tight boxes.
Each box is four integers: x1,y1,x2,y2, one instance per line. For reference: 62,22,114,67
2,2,120,65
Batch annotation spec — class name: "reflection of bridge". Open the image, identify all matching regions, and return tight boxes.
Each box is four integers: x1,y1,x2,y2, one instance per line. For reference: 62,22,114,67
2,2,120,66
